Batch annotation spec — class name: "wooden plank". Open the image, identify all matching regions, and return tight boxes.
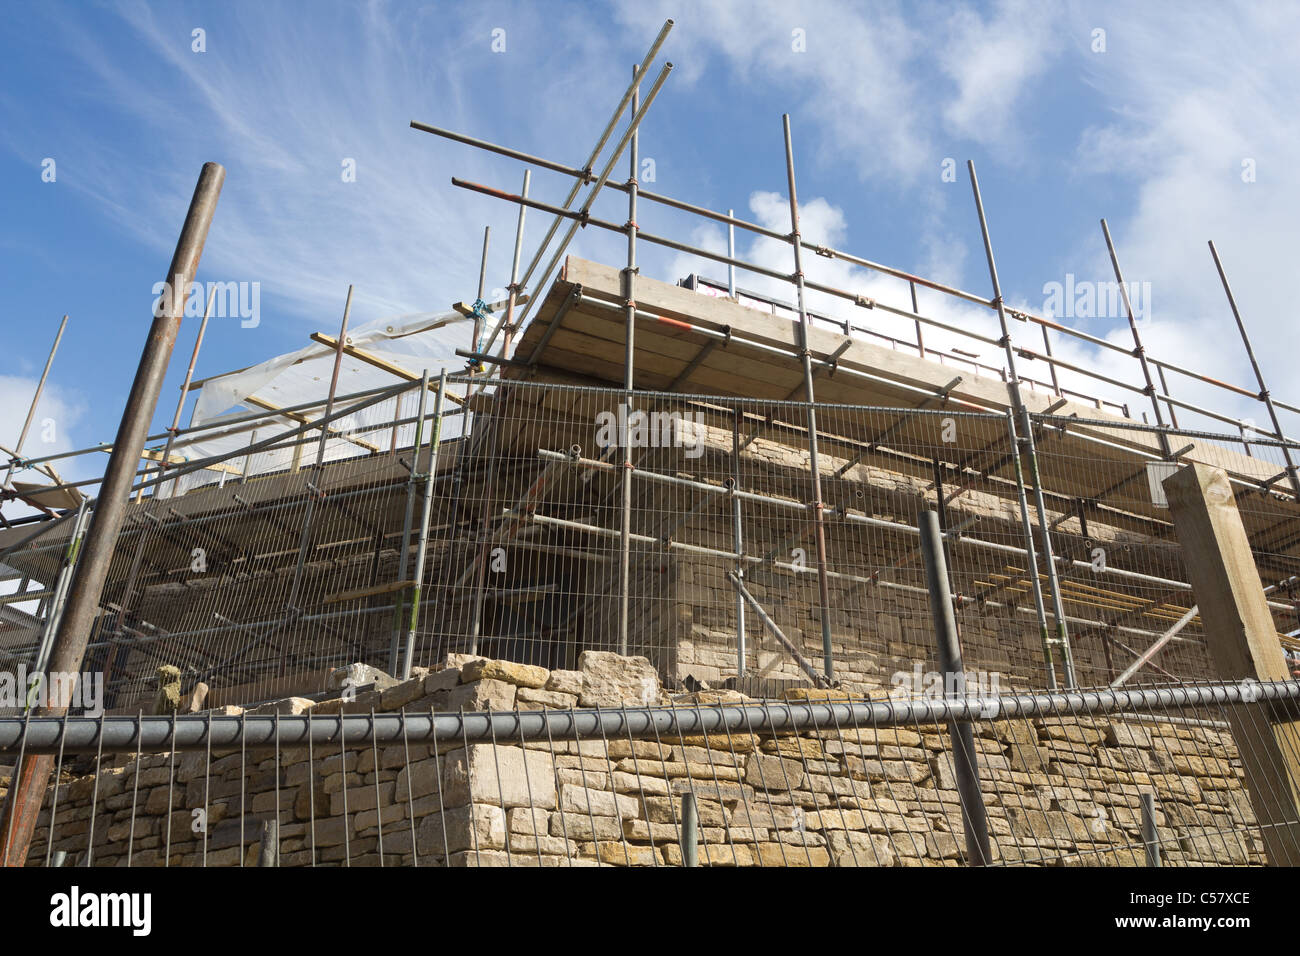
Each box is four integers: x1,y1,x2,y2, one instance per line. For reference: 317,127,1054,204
554,256,1297,515
309,333,466,406
139,446,243,477
243,394,382,453
323,578,416,605
1164,462,1300,865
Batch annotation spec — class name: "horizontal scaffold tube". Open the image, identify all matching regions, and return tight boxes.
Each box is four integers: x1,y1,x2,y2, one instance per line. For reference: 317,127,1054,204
534,447,1292,615
3,679,1297,754
447,174,1293,426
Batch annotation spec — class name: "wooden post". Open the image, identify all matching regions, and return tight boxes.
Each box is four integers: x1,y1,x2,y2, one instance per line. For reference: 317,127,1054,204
1163,462,1300,865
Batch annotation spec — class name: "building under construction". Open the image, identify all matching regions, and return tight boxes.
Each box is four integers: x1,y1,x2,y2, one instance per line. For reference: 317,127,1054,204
3,20,1300,869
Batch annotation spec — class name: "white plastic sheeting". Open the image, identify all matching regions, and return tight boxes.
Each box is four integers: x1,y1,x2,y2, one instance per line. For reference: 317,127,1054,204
167,304,482,495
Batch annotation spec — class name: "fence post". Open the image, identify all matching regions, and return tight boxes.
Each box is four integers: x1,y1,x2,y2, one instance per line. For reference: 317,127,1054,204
680,792,698,867
1140,793,1160,867
257,819,279,867
1163,462,1300,865
918,509,991,866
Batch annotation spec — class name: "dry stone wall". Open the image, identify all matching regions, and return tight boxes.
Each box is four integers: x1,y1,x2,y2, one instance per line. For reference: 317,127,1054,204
16,653,1262,867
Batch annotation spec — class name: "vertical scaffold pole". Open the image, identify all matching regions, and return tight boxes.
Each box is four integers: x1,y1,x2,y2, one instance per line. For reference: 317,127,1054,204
967,160,1075,688
402,369,447,680
473,226,490,359
8,313,68,487
1003,411,1058,688
1040,323,1061,398
1100,218,1171,455
732,407,746,679
389,378,429,674
727,209,736,298
281,286,353,622
618,67,640,657
910,282,924,357
467,172,532,652
158,286,216,497
782,115,837,685
1209,240,1300,500
680,791,699,867
500,170,531,363
1141,792,1161,867
30,499,91,689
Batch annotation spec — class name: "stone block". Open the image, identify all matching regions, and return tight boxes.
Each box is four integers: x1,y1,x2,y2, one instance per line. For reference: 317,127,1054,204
460,659,549,689
578,651,660,707
442,744,558,809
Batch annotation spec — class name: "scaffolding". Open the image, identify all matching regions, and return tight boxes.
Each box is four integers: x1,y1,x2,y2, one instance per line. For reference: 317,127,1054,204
4,15,1300,708
5,18,1300,872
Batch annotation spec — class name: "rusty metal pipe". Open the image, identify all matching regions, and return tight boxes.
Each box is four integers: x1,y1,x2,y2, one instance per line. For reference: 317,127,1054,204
0,161,224,867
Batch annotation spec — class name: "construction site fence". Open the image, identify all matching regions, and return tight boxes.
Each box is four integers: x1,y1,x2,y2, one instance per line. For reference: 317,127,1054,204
3,375,1300,709
4,677,1299,868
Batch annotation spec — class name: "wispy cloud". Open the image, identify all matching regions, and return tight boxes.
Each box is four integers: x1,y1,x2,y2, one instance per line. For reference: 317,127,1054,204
6,2,676,332
6,0,1298,445
939,0,1059,150
1061,0,1300,430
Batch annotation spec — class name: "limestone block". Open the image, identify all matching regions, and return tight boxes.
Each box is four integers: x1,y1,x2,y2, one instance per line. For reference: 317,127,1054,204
743,753,805,790
515,686,578,709
417,804,506,855
545,670,583,696
436,678,517,713
578,652,660,707
827,830,896,867
557,783,639,819
379,677,429,711
443,744,558,809
460,659,550,689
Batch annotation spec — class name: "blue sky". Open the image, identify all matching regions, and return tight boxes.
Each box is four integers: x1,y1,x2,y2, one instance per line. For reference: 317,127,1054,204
2,0,1298,475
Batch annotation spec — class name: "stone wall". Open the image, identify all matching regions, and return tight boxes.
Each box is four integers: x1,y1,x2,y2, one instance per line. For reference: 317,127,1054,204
17,653,1261,867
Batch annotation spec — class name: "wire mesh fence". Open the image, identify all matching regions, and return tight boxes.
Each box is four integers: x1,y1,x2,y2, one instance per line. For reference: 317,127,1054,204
1029,414,1300,689
4,676,1298,867
3,376,1300,715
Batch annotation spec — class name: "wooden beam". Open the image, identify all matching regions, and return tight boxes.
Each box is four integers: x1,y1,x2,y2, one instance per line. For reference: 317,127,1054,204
309,333,465,406
452,292,530,319
242,394,382,453
139,446,243,477
322,578,416,605
1164,462,1300,865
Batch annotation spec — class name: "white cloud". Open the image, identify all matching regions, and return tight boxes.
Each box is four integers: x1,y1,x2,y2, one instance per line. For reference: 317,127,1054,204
939,0,1060,148
9,0,1297,447
1062,1,1300,434
0,374,89,522
0,375,86,464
